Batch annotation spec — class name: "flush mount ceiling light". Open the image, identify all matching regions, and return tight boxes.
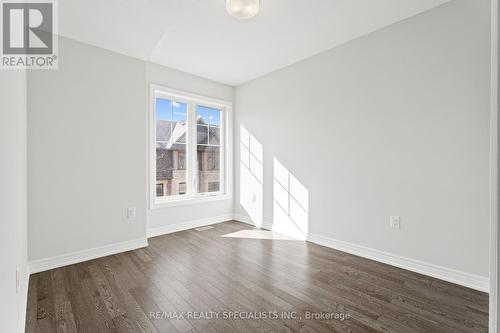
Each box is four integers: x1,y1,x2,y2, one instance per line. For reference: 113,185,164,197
226,0,260,19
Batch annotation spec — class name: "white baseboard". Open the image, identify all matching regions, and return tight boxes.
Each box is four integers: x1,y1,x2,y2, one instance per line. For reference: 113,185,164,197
232,214,489,292
307,233,489,292
29,238,148,274
232,214,275,230
29,214,234,274
147,214,234,238
232,213,255,226
28,213,489,292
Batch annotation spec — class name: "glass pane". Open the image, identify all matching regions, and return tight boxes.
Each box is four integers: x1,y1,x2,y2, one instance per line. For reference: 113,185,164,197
156,142,168,149
177,150,186,170
156,98,172,120
172,101,188,143
208,182,220,192
156,97,188,198
196,106,209,124
156,98,172,141
156,144,187,197
179,182,187,195
196,105,223,194
197,146,221,193
156,184,164,197
156,120,171,142
209,127,220,145
197,105,221,126
197,125,208,144
208,108,221,126
156,98,188,143
172,122,187,143
172,101,187,122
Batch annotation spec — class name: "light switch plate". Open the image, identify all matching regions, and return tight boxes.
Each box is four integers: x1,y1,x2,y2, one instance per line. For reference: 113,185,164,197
127,207,136,219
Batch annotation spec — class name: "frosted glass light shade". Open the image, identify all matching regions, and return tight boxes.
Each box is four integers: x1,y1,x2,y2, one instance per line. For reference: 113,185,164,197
226,0,260,19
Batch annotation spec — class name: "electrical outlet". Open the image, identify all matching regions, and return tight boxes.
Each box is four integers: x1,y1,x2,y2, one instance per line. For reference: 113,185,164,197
127,207,136,219
16,268,19,293
390,216,401,229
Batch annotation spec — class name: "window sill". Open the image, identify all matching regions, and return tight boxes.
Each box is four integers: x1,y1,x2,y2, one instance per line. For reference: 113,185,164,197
151,193,232,209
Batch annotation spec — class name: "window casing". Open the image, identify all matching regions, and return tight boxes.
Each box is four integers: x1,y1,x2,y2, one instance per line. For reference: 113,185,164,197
150,85,232,208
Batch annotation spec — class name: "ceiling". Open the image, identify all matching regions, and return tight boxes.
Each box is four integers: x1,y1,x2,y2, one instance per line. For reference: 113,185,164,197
59,0,450,86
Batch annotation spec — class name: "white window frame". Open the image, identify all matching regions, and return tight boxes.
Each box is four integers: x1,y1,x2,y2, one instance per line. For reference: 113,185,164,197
149,84,232,209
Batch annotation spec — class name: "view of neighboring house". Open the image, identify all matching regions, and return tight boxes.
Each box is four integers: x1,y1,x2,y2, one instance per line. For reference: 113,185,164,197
156,99,222,197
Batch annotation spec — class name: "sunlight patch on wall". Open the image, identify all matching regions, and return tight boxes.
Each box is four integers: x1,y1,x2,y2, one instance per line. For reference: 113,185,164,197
240,125,264,227
272,158,309,239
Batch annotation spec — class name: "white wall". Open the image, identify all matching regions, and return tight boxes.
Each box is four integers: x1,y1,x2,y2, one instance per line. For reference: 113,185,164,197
27,38,235,261
28,37,148,260
146,62,234,231
0,70,28,332
234,0,491,278
493,0,499,330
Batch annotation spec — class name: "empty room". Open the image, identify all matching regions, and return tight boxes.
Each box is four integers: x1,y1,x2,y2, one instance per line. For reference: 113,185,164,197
1,0,499,332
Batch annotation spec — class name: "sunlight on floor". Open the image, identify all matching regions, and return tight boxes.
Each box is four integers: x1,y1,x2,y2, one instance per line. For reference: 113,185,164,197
221,228,302,240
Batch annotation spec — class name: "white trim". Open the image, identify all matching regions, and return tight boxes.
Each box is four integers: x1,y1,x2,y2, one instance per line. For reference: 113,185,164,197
307,233,489,293
147,214,234,238
232,213,274,229
232,214,489,292
152,194,232,209
18,268,29,333
232,213,255,226
150,85,233,107
28,238,148,274
490,0,499,331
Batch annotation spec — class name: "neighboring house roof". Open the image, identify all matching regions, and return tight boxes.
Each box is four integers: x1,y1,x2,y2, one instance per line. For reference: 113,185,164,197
156,120,187,147
156,117,219,149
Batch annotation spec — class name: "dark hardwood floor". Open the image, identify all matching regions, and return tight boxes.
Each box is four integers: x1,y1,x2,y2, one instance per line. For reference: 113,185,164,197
25,221,488,333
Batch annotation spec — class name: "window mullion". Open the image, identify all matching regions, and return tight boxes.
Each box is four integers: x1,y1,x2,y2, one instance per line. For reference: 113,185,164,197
223,108,228,193
188,101,197,197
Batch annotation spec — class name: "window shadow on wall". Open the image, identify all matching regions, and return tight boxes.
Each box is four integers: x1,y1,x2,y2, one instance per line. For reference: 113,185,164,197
271,158,309,240
239,125,264,227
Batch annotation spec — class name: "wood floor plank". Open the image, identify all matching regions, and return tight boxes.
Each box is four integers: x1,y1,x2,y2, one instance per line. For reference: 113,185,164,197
35,271,57,332
51,269,78,333
96,258,159,333
87,262,125,319
78,268,118,333
25,275,38,333
63,265,105,333
26,221,488,333
107,253,195,333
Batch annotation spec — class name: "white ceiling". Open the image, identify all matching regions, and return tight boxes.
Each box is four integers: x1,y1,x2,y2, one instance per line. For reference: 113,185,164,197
59,0,450,86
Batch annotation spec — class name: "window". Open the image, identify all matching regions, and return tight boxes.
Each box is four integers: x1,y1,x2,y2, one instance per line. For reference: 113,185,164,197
197,105,223,194
208,182,220,193
179,182,187,195
151,85,231,207
155,98,188,198
156,184,164,197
